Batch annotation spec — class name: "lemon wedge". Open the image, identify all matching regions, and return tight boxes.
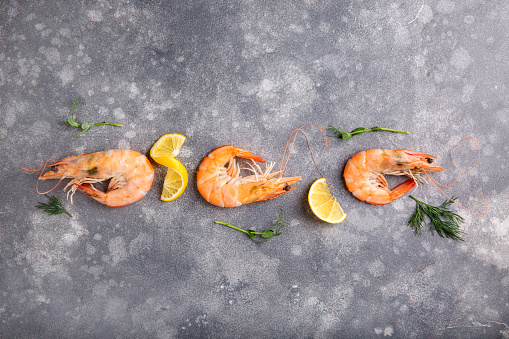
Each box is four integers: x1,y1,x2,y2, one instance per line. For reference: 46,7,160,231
308,178,347,224
150,133,186,165
160,157,188,201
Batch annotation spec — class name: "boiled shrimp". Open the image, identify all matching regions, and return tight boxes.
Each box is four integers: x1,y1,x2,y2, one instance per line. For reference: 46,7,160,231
35,149,154,207
196,145,300,207
343,149,445,205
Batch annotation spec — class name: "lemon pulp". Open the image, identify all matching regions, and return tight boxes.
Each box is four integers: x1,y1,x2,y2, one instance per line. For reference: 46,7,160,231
160,158,188,202
150,133,186,165
308,178,347,224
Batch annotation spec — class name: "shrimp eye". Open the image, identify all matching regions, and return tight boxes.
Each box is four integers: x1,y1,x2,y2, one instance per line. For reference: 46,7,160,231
283,184,291,191
426,157,434,163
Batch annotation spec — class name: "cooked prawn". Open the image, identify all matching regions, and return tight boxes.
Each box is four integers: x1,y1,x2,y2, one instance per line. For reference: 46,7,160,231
343,149,445,205
196,145,300,207
35,149,154,207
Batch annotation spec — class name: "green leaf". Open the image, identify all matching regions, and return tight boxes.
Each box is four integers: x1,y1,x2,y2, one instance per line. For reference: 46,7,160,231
81,122,90,131
215,207,287,243
329,125,410,141
246,229,257,240
65,98,122,137
260,229,275,239
65,119,80,127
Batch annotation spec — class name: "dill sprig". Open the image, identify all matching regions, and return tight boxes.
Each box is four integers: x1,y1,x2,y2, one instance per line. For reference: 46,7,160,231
408,195,464,241
36,195,72,217
328,125,410,140
215,207,286,243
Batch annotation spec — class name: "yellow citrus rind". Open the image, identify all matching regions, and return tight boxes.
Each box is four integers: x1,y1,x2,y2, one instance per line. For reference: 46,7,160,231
150,133,186,164
160,158,188,202
308,178,347,224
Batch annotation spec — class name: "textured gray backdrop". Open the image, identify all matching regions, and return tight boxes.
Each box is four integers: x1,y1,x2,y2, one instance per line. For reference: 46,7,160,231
1,0,508,338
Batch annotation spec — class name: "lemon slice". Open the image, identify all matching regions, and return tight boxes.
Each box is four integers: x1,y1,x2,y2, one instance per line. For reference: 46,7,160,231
308,178,347,224
150,133,186,165
160,158,188,201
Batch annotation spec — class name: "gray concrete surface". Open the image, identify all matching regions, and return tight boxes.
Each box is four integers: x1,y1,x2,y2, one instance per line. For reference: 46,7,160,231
1,0,508,338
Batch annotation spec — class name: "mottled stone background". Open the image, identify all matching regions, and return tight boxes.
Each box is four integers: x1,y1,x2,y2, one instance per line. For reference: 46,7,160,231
1,0,508,338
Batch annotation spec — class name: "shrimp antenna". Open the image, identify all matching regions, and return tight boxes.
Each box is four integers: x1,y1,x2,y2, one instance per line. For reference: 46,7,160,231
22,159,65,195
424,137,488,216
278,124,335,196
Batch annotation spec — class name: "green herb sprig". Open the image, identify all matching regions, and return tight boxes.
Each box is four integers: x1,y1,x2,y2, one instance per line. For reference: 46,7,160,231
65,98,123,137
328,125,410,140
36,195,72,217
215,207,286,243
408,195,464,241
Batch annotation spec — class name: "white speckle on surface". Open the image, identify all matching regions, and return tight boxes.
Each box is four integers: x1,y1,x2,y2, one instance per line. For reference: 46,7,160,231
113,107,126,119
367,259,385,277
61,233,78,246
86,243,96,255
450,47,472,70
108,236,128,266
482,143,494,156
418,4,433,24
17,58,29,75
51,37,62,46
92,281,109,296
105,297,128,320
414,54,426,67
260,79,275,91
4,106,17,128
15,213,88,287
87,10,104,22
41,29,52,38
461,84,475,103
392,21,411,47
492,217,509,238
117,139,130,149
58,65,74,86
436,0,456,14
35,23,46,31
464,15,475,24
59,28,71,38
130,82,140,97
39,47,61,64
124,130,136,139
288,24,304,34
291,245,302,256
384,326,394,336
129,233,153,256
146,112,155,120
290,219,301,227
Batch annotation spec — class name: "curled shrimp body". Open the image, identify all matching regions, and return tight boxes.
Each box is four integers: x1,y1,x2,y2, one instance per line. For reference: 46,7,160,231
39,149,154,207
343,149,445,205
197,145,301,207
